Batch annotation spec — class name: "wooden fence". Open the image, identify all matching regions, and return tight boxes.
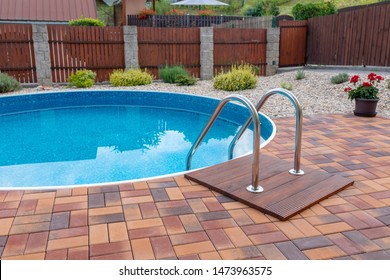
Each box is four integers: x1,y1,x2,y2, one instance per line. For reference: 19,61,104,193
138,27,201,78
279,20,307,67
0,24,36,83
214,28,267,75
128,15,245,28
306,3,390,66
47,25,125,83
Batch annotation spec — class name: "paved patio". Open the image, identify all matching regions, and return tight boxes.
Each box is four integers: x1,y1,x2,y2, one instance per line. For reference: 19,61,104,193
0,113,389,260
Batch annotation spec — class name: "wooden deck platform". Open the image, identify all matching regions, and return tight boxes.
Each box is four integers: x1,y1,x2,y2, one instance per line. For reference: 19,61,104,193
185,154,354,221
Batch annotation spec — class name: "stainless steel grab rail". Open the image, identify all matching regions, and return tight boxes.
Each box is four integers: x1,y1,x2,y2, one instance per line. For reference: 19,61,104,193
228,88,304,176
186,94,264,193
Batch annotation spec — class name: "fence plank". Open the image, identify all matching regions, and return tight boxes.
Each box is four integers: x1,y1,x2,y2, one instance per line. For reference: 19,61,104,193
47,25,125,83
279,20,307,67
137,27,200,78
213,28,267,76
307,2,390,67
0,24,36,83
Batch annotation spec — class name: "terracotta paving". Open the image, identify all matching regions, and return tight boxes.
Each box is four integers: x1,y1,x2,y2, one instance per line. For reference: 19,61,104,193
0,113,389,260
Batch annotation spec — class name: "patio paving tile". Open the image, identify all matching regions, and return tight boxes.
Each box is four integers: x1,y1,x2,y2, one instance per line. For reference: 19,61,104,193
90,240,131,258
170,231,209,246
24,232,49,254
35,198,55,214
45,249,67,260
89,224,109,245
360,226,390,239
257,244,287,260
206,229,235,250
275,241,308,260
128,226,167,240
131,238,155,260
343,231,382,252
293,236,333,251
228,209,254,226
179,214,203,232
199,251,222,260
47,235,88,251
219,246,262,260
162,216,186,235
303,245,347,259
69,210,88,227
0,218,15,235
68,246,89,260
50,212,70,230
201,218,237,230
352,251,390,260
150,236,176,259
373,237,390,250
49,226,88,240
2,234,28,257
108,222,129,242
91,251,133,260
16,200,37,216
173,240,215,257
249,231,289,245
187,198,209,213
9,222,51,235
139,202,159,218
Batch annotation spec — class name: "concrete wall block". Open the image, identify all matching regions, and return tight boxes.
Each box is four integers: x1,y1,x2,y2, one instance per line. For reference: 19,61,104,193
32,24,52,86
200,27,214,80
123,26,138,69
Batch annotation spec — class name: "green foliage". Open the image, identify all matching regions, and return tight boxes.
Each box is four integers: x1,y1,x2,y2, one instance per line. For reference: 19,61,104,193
68,16,105,26
244,0,280,17
155,0,173,15
159,65,189,84
345,73,383,101
280,81,293,90
295,70,305,80
292,1,336,20
109,69,154,86
68,69,96,88
175,74,197,86
0,72,21,93
330,73,350,84
213,64,257,91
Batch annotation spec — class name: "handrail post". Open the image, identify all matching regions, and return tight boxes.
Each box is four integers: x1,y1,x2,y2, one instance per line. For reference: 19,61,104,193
186,94,264,193
228,88,304,176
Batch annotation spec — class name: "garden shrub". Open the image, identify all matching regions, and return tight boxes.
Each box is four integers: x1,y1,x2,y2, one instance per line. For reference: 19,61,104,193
68,16,105,27
213,64,257,91
295,70,305,80
330,73,350,84
280,81,293,90
68,69,96,88
159,65,189,84
292,1,336,20
0,72,21,93
175,74,197,86
109,69,154,86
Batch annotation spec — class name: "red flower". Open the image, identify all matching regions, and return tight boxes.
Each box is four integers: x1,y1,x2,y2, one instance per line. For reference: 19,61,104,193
350,75,359,83
363,82,371,87
376,75,384,81
367,72,377,81
344,87,352,92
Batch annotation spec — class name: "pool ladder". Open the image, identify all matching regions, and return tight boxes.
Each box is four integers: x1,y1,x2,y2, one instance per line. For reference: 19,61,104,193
186,88,304,193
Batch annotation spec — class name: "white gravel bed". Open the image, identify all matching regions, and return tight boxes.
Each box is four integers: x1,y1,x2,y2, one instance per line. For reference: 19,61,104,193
9,69,390,118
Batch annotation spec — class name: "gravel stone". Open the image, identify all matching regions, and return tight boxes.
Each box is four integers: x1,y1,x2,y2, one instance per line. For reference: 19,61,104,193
7,69,390,118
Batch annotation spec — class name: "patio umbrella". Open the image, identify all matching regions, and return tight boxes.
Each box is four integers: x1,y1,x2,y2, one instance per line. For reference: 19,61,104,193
171,0,229,7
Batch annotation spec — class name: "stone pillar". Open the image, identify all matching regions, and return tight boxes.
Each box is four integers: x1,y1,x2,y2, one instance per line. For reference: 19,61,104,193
200,27,214,80
32,24,52,86
123,26,139,69
266,28,280,76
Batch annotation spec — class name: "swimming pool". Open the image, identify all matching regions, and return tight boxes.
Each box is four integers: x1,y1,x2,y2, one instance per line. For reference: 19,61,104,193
0,90,275,188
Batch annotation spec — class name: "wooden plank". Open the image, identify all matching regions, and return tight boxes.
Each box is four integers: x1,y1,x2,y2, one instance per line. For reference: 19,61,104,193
185,154,354,221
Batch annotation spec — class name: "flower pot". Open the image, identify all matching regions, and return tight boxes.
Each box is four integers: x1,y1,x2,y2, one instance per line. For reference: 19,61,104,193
354,98,379,117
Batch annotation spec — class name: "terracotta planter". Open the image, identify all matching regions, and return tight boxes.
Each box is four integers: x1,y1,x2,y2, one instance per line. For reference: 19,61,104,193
353,98,379,117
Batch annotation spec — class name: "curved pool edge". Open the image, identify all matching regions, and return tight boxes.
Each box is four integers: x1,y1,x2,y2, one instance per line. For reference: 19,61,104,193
0,89,277,190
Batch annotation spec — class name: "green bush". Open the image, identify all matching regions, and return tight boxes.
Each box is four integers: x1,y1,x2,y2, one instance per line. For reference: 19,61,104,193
159,65,189,84
280,81,293,91
292,1,336,20
109,69,154,86
0,72,21,93
69,16,105,26
330,73,350,84
213,64,257,91
295,70,305,80
175,74,197,86
68,69,96,88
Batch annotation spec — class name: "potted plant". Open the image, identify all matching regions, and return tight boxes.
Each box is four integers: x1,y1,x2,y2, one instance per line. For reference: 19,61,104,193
344,72,384,117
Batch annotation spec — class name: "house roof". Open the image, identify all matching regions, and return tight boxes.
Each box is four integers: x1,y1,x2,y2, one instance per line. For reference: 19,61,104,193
0,0,97,22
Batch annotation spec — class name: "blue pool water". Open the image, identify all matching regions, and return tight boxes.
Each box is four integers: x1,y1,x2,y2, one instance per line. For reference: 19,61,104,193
0,91,275,188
